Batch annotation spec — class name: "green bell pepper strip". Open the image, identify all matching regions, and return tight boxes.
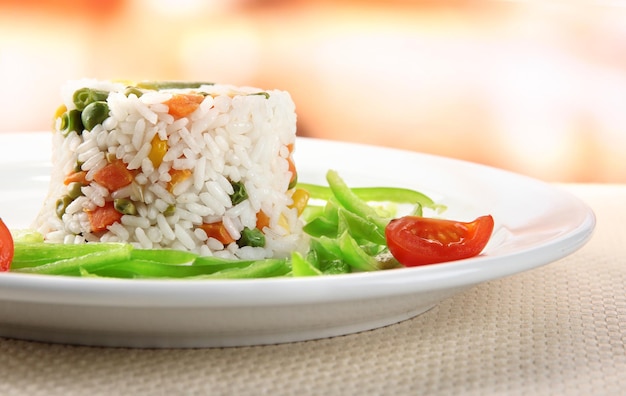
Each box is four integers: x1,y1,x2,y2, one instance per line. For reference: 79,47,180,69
297,182,442,211
13,243,133,275
308,238,351,275
337,231,381,272
302,216,338,238
85,259,209,279
11,242,130,268
191,258,290,279
135,81,214,90
291,251,322,277
325,170,389,232
337,208,386,245
129,249,197,265
88,259,253,279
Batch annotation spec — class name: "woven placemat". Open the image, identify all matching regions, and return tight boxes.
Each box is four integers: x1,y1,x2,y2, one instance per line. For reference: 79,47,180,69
0,184,624,396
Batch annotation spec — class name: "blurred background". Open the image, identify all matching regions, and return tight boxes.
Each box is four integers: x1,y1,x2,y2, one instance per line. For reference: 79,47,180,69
0,0,624,182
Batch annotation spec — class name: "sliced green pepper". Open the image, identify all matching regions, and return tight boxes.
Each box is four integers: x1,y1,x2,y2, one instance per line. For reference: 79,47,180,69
325,170,388,232
291,251,322,276
14,243,133,275
135,81,214,90
338,231,381,272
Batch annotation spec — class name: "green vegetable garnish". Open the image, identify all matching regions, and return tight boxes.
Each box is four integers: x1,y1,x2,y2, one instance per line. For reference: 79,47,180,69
60,109,84,136
114,198,137,216
229,181,248,205
55,196,73,218
249,92,270,99
73,88,109,111
237,227,265,248
81,101,110,130
135,81,214,90
8,170,439,279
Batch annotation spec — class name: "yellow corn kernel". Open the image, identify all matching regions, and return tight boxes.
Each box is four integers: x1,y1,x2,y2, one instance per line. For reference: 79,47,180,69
288,188,310,216
54,104,67,119
278,213,290,232
52,104,67,131
148,135,168,168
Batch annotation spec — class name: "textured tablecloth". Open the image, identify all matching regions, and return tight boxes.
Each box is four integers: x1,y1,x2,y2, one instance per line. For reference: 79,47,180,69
0,184,624,396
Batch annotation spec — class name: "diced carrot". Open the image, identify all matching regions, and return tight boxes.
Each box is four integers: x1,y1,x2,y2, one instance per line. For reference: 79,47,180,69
256,210,271,231
285,143,297,187
93,159,134,192
287,156,296,185
165,94,204,119
199,222,235,245
167,168,192,192
86,201,123,233
63,170,88,186
289,188,310,216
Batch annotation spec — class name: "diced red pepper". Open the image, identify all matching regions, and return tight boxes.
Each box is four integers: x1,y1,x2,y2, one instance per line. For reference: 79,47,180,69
93,160,134,192
86,202,123,233
167,168,192,192
63,170,88,186
256,210,271,231
165,94,204,119
199,222,235,245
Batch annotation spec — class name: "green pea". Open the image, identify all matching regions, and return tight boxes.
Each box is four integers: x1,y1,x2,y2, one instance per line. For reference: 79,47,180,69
114,198,137,215
229,181,248,205
73,88,109,111
237,227,265,248
81,101,110,131
67,182,83,199
61,109,84,136
55,195,74,218
163,205,176,216
124,87,144,98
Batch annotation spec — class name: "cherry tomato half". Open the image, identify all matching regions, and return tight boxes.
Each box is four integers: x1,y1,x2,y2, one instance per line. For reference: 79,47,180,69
385,215,494,267
0,218,14,271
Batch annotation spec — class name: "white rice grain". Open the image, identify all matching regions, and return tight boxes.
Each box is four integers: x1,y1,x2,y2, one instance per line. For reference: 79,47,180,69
174,224,197,250
148,183,175,205
127,142,151,170
121,215,151,229
222,215,241,241
108,222,130,241
135,227,153,249
156,214,176,240
204,181,231,208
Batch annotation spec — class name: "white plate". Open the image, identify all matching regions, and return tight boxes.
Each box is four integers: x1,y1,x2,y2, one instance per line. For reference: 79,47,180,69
0,132,595,348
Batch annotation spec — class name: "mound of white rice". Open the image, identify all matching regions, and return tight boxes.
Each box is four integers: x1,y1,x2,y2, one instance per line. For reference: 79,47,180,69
34,79,307,260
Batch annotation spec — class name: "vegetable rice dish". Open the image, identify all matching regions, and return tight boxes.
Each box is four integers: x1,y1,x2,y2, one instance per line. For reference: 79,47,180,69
33,79,307,261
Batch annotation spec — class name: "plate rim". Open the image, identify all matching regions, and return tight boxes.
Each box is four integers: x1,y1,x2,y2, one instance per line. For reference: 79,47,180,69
0,132,596,308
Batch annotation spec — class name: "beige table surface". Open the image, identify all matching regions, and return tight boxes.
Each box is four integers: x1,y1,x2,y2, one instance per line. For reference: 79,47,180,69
0,183,624,396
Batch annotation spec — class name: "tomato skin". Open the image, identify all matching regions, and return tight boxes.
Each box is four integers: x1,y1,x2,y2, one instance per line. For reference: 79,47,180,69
385,215,494,267
0,218,14,272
